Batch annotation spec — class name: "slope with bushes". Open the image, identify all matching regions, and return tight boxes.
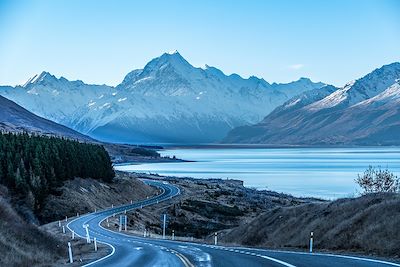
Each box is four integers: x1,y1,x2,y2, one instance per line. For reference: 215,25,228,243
221,193,400,257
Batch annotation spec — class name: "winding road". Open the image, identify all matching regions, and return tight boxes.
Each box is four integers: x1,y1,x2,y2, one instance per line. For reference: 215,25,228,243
67,180,400,267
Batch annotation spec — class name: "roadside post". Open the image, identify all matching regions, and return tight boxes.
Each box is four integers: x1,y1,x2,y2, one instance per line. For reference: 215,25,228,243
68,242,73,263
172,230,175,241
144,228,147,237
162,214,167,239
62,226,66,234
309,232,313,253
65,216,68,222
94,237,98,251
84,224,90,243
125,215,128,231
72,230,75,240
214,232,218,245
58,220,61,227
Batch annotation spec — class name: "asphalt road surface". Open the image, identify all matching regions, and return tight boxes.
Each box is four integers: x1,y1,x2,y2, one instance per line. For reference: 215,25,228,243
67,180,400,267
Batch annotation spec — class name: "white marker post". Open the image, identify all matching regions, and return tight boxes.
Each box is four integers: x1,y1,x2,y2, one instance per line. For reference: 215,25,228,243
214,232,218,245
124,209,127,214
162,214,166,239
119,216,122,232
144,229,147,237
124,215,127,232
72,230,75,240
85,225,91,243
68,242,73,263
77,212,79,217
309,232,313,253
112,204,114,208
131,200,133,204
65,216,68,222
172,230,175,241
58,220,61,227
94,237,97,251
62,226,66,234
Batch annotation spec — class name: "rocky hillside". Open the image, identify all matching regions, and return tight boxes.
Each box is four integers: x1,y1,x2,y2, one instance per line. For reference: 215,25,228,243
224,62,400,145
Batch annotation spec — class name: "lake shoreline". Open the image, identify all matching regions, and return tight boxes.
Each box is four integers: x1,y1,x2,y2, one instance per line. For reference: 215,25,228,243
157,143,400,150
115,147,400,199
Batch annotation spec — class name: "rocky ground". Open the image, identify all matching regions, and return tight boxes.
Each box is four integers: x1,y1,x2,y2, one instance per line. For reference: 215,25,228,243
102,172,320,241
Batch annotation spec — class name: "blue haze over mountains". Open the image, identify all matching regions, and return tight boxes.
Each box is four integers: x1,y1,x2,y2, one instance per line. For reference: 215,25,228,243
0,51,399,145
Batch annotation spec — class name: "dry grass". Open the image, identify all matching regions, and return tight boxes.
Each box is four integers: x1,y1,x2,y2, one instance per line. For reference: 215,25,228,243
0,194,63,267
39,172,156,223
0,173,155,266
221,193,400,257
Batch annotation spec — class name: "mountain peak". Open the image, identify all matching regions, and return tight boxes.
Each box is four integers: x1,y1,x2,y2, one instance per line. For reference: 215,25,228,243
23,71,52,87
140,51,193,76
166,49,180,55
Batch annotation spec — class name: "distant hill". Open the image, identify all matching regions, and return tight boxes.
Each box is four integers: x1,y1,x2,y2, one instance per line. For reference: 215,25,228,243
0,51,325,143
223,62,400,145
0,94,93,141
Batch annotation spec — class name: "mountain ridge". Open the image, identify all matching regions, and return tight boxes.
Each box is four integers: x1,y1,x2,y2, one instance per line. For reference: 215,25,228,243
223,62,400,145
0,52,326,143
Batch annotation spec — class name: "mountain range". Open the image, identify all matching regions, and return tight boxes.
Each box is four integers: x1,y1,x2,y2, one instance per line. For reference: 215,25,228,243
223,62,400,145
0,51,325,143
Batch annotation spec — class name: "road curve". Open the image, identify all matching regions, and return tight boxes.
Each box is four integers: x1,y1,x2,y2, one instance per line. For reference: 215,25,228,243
67,180,400,267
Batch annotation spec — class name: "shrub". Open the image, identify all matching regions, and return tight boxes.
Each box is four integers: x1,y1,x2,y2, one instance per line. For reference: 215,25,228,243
356,166,399,194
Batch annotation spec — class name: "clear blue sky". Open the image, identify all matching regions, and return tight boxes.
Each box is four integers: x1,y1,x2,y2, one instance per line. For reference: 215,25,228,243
0,0,399,87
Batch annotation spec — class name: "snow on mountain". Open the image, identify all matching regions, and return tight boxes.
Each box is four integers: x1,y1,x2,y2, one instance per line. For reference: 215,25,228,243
307,62,400,111
223,62,400,145
0,51,325,143
0,72,113,128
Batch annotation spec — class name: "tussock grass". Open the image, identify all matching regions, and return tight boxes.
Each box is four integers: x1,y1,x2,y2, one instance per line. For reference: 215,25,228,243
222,193,400,257
0,195,63,267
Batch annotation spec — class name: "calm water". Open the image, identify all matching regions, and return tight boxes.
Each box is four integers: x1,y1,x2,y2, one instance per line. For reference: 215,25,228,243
115,147,400,199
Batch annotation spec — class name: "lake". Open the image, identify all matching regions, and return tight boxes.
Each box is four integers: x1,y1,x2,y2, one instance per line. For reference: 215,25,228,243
115,147,400,199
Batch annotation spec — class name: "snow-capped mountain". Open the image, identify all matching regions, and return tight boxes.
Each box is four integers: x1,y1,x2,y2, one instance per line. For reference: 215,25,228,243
0,51,325,143
0,72,113,126
223,62,400,145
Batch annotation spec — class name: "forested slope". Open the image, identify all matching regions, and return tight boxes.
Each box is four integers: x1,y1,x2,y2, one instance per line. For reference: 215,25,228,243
0,132,115,217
